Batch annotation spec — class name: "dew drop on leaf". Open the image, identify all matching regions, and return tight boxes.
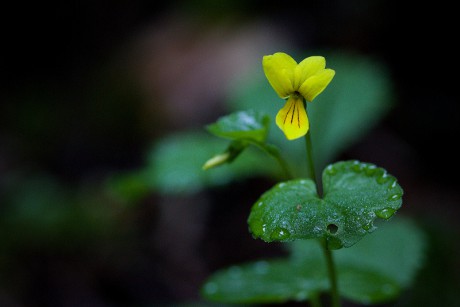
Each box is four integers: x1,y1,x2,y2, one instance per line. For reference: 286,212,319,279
270,227,290,240
262,223,267,233
377,173,391,184
375,208,396,219
362,221,375,231
352,161,364,172
387,193,402,201
326,164,337,175
365,164,377,176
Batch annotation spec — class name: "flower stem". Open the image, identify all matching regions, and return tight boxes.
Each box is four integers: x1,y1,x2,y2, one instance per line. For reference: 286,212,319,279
252,141,294,179
267,145,294,179
321,239,341,307
304,105,340,307
304,130,318,188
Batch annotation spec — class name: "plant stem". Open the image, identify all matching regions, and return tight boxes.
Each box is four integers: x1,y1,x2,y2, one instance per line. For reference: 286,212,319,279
304,130,318,188
252,141,294,179
268,146,294,179
304,106,340,307
321,239,340,307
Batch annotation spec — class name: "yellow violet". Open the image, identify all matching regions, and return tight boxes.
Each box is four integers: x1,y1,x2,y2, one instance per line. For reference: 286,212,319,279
262,52,335,140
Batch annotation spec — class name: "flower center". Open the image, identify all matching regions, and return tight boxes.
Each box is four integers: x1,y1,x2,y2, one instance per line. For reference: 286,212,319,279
291,91,303,100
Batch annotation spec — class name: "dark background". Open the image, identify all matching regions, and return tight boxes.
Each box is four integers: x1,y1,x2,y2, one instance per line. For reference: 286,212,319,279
1,1,459,306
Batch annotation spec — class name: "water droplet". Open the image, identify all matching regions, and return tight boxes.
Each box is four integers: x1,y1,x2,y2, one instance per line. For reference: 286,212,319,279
365,165,377,176
389,179,398,189
257,201,263,207
375,208,396,219
262,224,267,233
270,227,290,240
278,183,286,188
204,282,218,294
388,193,402,201
313,226,322,234
385,178,396,189
376,172,390,184
362,222,375,231
326,165,336,175
352,162,364,173
373,168,385,179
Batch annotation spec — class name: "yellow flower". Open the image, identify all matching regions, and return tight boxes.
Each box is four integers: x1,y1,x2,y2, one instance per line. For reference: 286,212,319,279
262,52,335,140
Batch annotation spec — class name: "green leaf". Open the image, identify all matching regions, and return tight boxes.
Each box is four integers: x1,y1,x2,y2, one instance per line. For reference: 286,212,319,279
338,266,400,303
201,259,327,304
248,160,403,249
202,218,426,305
206,110,270,143
228,52,394,176
145,131,278,194
334,218,427,289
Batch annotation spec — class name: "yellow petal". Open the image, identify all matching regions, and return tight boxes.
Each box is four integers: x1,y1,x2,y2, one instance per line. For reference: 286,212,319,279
293,56,326,89
299,68,335,102
263,52,296,98
275,95,309,140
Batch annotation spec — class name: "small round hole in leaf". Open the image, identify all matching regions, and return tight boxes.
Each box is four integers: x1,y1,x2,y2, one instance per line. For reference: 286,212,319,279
327,224,338,234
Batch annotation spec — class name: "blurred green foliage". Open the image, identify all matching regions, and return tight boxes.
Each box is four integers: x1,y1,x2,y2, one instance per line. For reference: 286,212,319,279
0,174,118,252
137,52,395,196
142,131,277,195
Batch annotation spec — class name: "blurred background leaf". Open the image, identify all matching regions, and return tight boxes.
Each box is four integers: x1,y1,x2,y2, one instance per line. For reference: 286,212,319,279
142,52,394,195
142,131,278,195
202,217,426,305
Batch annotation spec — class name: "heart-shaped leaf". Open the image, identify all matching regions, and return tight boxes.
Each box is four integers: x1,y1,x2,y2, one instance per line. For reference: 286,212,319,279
248,160,403,249
206,110,270,143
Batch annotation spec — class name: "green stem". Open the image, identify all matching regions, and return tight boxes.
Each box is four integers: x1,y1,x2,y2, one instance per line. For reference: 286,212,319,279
321,239,341,307
252,141,294,179
304,130,318,188
267,146,294,179
304,104,340,307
